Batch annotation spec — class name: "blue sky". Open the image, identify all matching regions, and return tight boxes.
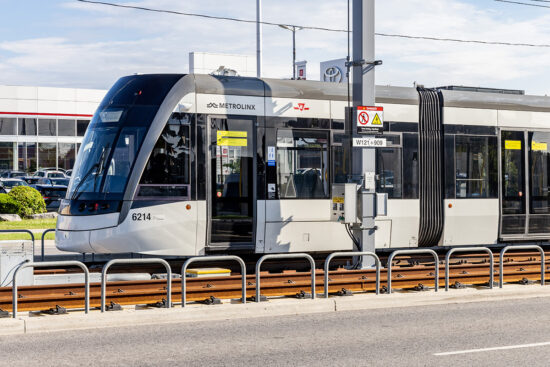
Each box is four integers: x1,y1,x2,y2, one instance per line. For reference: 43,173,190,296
1,0,549,95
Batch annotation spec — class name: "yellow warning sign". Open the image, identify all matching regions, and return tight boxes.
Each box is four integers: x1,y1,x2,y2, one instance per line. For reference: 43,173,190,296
505,140,521,150
332,197,344,204
217,131,248,147
532,141,548,151
372,113,382,125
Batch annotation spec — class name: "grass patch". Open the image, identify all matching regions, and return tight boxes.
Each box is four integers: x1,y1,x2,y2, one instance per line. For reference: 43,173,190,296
0,218,57,230
0,232,55,241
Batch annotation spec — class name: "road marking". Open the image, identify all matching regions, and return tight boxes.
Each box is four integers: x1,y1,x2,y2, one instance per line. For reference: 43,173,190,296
434,341,550,356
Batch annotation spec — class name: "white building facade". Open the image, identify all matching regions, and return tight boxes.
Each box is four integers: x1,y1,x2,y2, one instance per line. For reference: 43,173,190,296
0,85,106,172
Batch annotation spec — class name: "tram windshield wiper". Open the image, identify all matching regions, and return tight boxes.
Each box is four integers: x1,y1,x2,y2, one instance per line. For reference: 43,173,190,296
70,145,109,200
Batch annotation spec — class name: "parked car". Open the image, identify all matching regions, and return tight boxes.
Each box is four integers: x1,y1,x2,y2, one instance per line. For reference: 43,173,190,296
22,176,40,186
34,185,67,212
0,178,29,193
33,170,67,178
37,177,70,187
0,171,27,179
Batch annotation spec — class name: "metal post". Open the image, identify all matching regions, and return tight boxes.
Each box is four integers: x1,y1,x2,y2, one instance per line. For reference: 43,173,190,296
256,0,262,78
352,0,376,268
499,245,545,288
181,256,247,307
387,249,439,294
292,27,296,80
41,229,56,262
445,247,494,291
324,252,380,297
101,259,172,312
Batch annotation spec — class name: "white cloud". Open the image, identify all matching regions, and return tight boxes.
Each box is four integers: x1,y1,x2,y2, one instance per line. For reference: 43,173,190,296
0,0,549,95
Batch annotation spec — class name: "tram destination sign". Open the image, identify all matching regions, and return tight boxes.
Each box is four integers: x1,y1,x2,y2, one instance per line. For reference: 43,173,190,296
356,106,384,134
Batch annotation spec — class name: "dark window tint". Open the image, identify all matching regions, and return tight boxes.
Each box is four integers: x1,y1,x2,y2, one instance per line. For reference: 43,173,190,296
0,118,16,135
58,143,76,171
77,120,89,136
528,132,550,233
38,143,57,169
38,119,56,136
18,118,37,135
332,134,350,184
376,147,402,198
0,142,14,171
18,142,36,172
403,133,419,199
444,134,455,198
277,129,329,199
455,135,497,198
43,189,66,198
138,113,191,198
58,119,76,136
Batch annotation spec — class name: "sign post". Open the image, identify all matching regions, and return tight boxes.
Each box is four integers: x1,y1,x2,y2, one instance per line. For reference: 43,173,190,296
351,0,378,268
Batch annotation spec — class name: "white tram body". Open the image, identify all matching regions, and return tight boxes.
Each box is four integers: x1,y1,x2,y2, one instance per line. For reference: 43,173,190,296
56,74,550,255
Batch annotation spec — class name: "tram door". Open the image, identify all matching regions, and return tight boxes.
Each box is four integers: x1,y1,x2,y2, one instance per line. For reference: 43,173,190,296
500,130,550,238
208,116,255,247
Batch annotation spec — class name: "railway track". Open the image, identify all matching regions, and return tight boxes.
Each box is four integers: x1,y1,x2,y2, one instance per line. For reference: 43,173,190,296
0,257,547,313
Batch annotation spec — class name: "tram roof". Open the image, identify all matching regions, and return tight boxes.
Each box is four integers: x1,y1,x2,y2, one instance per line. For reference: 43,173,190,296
189,74,550,112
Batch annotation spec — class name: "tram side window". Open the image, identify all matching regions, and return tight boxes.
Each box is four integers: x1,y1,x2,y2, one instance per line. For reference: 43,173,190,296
277,130,329,199
376,146,403,198
455,135,497,198
137,113,191,199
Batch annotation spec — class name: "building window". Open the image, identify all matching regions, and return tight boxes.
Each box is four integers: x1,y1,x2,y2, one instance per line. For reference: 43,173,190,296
77,120,90,136
58,119,76,136
38,143,57,169
455,135,498,198
18,142,37,172
137,113,191,198
58,143,76,171
0,118,16,135
18,118,37,135
38,119,56,136
0,142,14,171
276,129,329,199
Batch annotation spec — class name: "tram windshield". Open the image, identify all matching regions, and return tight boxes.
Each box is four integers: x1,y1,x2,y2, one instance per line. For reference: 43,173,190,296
67,74,181,200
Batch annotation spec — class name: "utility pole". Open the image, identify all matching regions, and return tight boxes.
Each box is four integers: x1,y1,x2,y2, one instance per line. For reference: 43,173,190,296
279,25,302,79
351,0,377,267
256,0,262,78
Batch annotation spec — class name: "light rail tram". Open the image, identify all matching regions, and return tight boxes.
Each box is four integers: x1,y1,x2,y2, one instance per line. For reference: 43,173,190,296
56,74,550,255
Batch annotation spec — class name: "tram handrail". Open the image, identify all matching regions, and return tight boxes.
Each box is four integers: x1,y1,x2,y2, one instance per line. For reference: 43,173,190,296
181,255,246,307
445,247,493,291
255,253,316,302
101,258,172,312
0,229,35,259
40,229,56,262
324,252,380,297
387,249,439,294
12,260,89,318
499,245,545,288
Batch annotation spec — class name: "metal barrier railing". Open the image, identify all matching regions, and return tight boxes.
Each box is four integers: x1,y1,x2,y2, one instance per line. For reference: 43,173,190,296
387,249,439,294
181,255,247,307
12,260,89,318
0,229,35,258
445,247,494,291
255,253,316,302
499,245,545,288
41,228,56,262
324,251,381,297
101,258,172,312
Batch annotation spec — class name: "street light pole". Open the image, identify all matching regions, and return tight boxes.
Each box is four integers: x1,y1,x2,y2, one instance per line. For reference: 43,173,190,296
279,25,302,79
256,0,262,78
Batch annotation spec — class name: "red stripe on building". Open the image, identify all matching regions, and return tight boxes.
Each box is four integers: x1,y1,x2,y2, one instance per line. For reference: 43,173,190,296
0,111,93,118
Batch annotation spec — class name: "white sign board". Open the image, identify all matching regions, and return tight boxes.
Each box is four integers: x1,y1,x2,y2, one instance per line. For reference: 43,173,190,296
356,106,384,134
353,137,387,148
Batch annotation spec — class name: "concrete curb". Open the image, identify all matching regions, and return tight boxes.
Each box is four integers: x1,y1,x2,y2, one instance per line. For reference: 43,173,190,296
1,284,550,336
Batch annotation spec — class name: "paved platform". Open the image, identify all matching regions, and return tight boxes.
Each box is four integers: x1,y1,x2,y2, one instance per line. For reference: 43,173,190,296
1,283,549,336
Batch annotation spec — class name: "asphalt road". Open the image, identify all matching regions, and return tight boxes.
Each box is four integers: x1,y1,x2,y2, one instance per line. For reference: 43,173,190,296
2,297,550,366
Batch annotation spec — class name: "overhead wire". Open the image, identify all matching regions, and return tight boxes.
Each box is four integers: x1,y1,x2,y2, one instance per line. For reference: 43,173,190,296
76,0,550,48
494,0,550,8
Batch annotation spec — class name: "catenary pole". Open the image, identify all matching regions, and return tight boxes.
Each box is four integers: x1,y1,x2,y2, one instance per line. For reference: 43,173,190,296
352,0,376,267
256,0,262,78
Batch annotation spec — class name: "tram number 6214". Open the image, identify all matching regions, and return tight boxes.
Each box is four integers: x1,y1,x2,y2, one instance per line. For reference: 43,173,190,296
132,213,152,221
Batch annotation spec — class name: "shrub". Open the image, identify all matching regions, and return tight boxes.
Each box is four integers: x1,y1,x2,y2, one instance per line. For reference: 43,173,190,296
0,193,21,214
8,186,46,217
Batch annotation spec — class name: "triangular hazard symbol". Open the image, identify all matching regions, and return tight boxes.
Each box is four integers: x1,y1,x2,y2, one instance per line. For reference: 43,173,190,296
372,113,382,125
